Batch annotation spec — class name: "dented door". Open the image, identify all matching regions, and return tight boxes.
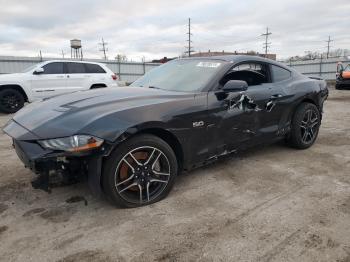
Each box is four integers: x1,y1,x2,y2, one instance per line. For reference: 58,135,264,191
206,84,273,156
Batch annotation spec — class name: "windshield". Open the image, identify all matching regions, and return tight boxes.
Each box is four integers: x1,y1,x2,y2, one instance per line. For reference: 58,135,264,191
131,59,226,92
21,64,38,73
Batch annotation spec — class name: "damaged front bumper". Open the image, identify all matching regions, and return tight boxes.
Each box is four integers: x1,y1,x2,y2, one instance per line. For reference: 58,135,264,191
3,120,112,195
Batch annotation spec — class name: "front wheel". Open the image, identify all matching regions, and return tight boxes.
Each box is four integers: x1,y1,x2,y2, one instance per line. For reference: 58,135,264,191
286,102,321,149
0,89,25,113
102,134,178,208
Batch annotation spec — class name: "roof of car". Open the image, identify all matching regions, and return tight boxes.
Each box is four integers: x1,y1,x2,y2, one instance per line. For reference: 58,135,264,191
181,55,289,69
42,60,104,65
184,55,268,62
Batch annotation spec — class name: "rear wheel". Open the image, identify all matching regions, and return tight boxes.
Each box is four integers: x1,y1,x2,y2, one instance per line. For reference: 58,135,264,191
286,103,321,149
102,134,178,208
0,89,25,113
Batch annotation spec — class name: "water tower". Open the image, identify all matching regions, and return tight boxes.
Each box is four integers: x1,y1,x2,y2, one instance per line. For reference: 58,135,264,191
70,39,83,60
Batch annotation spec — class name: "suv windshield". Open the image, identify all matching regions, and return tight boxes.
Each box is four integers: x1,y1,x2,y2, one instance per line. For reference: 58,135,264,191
131,59,225,92
21,64,38,73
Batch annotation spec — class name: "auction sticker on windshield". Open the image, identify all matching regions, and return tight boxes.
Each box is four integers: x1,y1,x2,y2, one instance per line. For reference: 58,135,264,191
196,62,221,68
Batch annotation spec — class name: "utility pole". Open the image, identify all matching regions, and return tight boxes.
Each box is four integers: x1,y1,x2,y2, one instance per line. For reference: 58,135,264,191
99,38,108,60
261,27,272,56
325,36,333,59
39,50,42,61
185,18,194,57
61,50,66,59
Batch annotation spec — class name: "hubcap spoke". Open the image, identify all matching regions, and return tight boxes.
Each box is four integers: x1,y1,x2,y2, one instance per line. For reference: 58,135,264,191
310,121,318,128
138,184,143,204
302,130,308,142
122,157,135,173
119,182,138,193
153,170,170,176
309,128,314,137
307,110,312,122
150,178,168,184
144,148,156,165
116,174,134,187
300,120,308,130
128,152,143,166
146,182,150,201
151,152,162,170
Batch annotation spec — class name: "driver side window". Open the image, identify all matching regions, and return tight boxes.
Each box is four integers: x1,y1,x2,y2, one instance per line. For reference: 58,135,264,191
42,62,64,74
220,62,270,87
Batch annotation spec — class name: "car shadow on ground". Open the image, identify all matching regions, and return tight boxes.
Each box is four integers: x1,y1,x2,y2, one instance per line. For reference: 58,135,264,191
35,141,292,210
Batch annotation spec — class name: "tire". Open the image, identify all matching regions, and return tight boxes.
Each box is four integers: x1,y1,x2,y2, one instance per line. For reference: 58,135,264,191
335,84,341,90
286,102,321,149
0,88,25,113
102,134,178,208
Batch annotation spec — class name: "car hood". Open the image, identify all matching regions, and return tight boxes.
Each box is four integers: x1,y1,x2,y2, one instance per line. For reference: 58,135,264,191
9,87,197,141
0,73,26,81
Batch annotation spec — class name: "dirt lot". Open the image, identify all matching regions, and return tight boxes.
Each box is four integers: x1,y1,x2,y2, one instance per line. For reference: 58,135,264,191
0,88,350,262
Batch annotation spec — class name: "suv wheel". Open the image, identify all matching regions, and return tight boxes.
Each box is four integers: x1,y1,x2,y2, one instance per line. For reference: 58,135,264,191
102,134,178,208
286,102,321,149
0,89,25,113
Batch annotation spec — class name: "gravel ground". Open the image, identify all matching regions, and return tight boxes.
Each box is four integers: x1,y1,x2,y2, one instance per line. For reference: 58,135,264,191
0,88,350,262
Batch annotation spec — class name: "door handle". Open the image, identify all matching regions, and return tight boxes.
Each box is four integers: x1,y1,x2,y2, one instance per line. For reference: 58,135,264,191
270,94,283,99
56,75,64,78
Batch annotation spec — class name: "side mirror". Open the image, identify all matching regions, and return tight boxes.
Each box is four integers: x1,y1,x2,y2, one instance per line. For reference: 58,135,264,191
222,80,248,92
33,67,44,75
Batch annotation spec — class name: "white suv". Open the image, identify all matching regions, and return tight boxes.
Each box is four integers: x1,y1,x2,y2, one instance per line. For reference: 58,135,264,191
0,60,119,113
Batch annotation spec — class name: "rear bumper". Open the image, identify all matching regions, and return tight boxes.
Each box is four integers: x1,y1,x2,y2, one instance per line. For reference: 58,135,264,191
336,78,350,88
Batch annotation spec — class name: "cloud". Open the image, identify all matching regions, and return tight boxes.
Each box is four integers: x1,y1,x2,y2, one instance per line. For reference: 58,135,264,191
0,0,349,60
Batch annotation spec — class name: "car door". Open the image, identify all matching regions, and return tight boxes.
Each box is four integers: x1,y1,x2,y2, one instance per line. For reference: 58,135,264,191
205,61,275,155
66,62,91,92
30,62,66,99
266,64,296,136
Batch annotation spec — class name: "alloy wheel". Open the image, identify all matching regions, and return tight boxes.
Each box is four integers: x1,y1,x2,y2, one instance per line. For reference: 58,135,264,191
300,109,319,144
114,146,171,205
0,93,21,110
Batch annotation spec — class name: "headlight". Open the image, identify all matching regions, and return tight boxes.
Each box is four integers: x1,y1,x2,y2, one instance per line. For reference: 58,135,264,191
38,135,103,152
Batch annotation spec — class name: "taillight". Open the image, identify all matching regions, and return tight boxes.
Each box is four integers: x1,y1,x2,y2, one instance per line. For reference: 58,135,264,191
112,74,118,80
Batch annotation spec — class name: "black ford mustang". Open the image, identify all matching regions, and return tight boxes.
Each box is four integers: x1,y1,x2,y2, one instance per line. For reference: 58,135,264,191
3,55,328,207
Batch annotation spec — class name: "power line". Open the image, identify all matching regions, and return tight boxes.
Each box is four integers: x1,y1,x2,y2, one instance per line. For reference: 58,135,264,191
184,18,194,57
325,35,333,59
99,38,108,60
261,27,272,56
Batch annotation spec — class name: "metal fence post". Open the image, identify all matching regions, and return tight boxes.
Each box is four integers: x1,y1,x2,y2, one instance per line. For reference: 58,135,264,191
118,61,121,80
319,55,323,77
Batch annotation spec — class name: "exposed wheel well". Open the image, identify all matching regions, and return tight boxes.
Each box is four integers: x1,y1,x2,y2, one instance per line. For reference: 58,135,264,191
300,98,317,108
288,98,320,129
90,83,107,89
0,85,28,101
136,128,184,171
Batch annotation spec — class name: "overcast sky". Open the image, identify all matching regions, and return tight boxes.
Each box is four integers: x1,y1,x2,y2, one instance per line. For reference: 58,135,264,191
0,0,349,61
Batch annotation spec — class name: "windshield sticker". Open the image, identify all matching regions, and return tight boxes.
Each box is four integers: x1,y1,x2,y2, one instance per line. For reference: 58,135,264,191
196,62,221,68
